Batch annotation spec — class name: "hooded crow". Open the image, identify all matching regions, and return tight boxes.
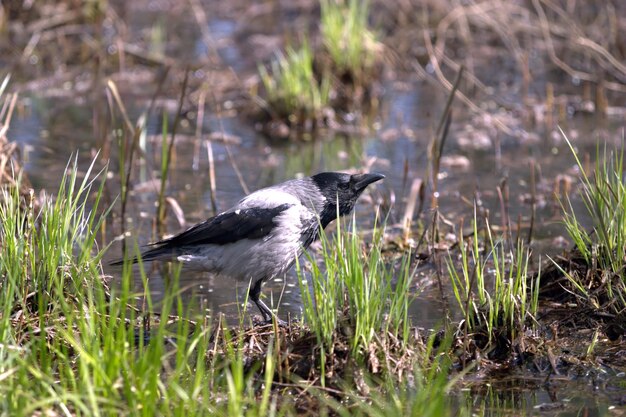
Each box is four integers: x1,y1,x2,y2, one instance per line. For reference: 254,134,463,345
112,171,384,324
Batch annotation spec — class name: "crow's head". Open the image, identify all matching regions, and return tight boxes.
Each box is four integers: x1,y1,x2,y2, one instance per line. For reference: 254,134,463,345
311,172,384,228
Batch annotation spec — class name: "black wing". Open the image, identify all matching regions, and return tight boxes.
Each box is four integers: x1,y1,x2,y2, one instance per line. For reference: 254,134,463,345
110,203,292,265
156,203,292,247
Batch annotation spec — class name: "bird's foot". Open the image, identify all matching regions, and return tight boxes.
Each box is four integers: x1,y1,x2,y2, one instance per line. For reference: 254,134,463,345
253,315,288,328
267,317,288,328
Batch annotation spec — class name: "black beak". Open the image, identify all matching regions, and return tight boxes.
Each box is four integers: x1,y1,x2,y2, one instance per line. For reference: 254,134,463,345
351,173,385,191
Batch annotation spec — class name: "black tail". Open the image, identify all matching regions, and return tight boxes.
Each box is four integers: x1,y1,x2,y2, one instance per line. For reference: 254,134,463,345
109,245,177,266
109,258,129,266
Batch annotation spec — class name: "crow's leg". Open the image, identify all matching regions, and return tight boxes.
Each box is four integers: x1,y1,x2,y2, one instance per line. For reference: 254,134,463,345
249,278,286,326
249,278,272,321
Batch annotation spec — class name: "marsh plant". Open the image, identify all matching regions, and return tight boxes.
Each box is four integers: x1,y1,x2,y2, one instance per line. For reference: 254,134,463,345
320,0,381,83
447,211,540,349
558,134,626,313
258,40,331,127
256,0,381,130
297,216,415,383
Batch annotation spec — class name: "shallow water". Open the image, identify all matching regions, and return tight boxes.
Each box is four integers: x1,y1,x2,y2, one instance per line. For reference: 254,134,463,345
460,371,624,417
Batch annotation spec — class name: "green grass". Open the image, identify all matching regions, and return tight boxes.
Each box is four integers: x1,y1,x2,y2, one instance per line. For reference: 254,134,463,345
320,0,380,82
258,40,331,126
255,0,381,128
0,157,268,416
297,214,414,384
447,209,540,347
557,134,626,312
